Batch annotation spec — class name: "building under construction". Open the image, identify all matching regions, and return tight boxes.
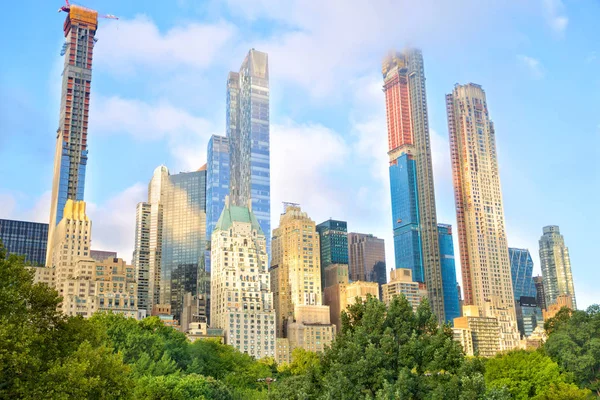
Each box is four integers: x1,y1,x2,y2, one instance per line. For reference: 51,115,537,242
46,4,98,266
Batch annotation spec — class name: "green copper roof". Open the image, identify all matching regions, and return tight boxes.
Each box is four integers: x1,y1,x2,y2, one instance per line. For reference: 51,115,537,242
214,203,264,235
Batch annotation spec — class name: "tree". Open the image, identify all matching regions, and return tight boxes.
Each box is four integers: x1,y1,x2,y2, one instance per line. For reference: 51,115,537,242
484,350,591,399
133,373,233,400
544,305,600,396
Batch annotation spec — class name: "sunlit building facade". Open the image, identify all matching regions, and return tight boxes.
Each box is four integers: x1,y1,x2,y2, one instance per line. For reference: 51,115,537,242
446,83,519,351
381,268,427,312
160,168,207,321
382,49,445,323
210,198,275,359
539,225,576,309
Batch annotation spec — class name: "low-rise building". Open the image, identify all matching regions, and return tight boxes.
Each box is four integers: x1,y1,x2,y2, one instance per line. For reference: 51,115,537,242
381,268,427,311
323,280,379,332
453,305,500,357
186,322,224,343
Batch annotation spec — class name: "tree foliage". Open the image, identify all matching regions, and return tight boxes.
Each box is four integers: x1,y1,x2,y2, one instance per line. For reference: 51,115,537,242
544,305,600,397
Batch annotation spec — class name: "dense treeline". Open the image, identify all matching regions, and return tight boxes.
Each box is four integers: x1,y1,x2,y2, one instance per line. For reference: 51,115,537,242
1,244,598,399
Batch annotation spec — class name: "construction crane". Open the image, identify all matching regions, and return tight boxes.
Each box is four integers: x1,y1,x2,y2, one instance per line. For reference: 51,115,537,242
58,0,119,20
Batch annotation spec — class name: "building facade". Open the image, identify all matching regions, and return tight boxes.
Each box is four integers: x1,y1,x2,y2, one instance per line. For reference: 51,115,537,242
446,83,519,352
381,268,427,312
324,280,379,332
160,168,207,321
515,296,543,338
533,275,547,310
539,225,576,309
0,219,48,266
453,305,500,357
382,49,445,324
47,6,98,266
270,205,335,355
133,202,151,313
210,198,275,359
348,233,386,290
438,224,461,324
509,248,536,301
227,50,271,257
206,135,231,272
90,250,117,262
316,219,349,289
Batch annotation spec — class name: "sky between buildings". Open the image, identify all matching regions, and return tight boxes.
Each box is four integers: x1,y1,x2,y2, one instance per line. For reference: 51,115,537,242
0,0,598,308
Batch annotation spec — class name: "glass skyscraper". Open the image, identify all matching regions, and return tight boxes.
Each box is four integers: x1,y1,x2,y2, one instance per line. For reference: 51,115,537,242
382,49,445,323
206,135,231,272
160,168,207,321
539,225,576,309
437,224,460,324
348,232,386,287
0,219,49,266
316,219,349,288
508,248,536,301
227,49,271,256
389,153,423,282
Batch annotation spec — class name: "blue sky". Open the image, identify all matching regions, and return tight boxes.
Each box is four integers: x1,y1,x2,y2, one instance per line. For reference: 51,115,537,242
0,0,598,308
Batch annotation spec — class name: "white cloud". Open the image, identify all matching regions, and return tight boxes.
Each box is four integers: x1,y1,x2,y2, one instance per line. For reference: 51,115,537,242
0,191,50,223
90,95,217,171
270,120,351,223
518,55,545,79
94,16,236,73
86,183,146,262
542,0,568,35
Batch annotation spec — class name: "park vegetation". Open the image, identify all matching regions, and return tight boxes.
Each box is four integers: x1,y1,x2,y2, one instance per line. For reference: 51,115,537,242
1,244,597,399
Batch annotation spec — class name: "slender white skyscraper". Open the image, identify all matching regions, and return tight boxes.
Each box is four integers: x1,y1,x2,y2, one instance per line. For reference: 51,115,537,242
446,83,519,352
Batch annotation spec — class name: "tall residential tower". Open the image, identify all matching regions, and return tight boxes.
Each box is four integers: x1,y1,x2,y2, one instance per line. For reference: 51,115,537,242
227,50,271,256
47,6,98,266
446,83,519,351
539,226,576,309
382,49,445,323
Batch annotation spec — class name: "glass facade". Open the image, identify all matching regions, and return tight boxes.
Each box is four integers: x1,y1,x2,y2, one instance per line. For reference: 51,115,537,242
539,225,576,309
389,153,423,282
206,135,230,272
515,296,543,338
348,233,386,288
437,224,460,324
228,50,271,257
316,219,349,288
0,219,49,266
160,170,207,321
508,248,536,301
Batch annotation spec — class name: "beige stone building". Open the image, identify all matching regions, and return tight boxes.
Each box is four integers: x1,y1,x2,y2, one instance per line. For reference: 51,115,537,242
324,263,349,288
28,266,55,286
275,338,291,364
382,268,428,311
324,280,379,332
543,293,573,321
210,198,276,359
447,83,520,353
453,305,500,357
270,205,335,360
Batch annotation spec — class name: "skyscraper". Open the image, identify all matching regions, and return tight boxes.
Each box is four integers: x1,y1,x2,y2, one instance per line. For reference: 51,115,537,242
382,49,445,323
227,50,271,256
438,224,461,324
133,202,151,313
210,197,275,359
47,6,98,266
508,248,536,301
270,204,335,351
539,226,576,309
0,219,48,266
133,166,207,320
206,135,231,272
316,219,349,289
446,83,519,351
348,233,386,291
160,168,207,321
